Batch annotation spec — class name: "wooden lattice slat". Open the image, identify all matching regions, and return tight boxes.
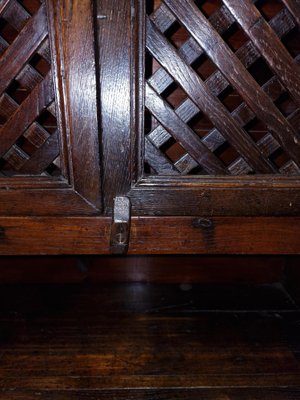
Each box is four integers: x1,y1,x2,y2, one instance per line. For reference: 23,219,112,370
19,131,59,174
0,72,53,157
282,0,300,27
146,83,227,174
0,0,12,15
147,5,297,174
0,0,62,177
144,0,300,176
145,138,179,175
2,0,31,31
223,0,300,105
147,17,276,173
164,0,300,162
0,3,48,95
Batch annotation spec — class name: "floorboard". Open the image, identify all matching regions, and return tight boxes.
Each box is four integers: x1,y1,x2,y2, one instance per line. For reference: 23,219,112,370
0,283,299,399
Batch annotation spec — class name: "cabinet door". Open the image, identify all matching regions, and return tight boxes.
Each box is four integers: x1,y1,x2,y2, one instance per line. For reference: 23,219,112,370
98,0,300,217
0,0,101,215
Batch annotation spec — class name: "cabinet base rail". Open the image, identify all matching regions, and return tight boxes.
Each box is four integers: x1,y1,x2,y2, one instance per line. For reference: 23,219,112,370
0,216,299,255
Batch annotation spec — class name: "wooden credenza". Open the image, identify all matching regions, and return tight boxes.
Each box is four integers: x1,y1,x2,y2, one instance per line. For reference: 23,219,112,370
0,0,300,255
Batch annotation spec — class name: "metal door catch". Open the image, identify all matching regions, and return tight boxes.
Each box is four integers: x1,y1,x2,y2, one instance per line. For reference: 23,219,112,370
110,197,131,255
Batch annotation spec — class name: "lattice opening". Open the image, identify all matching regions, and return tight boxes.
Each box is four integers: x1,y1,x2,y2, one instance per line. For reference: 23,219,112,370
244,118,267,142
214,141,240,167
18,0,43,15
269,147,290,169
223,22,249,52
0,0,63,177
218,85,245,113
255,0,285,21
164,20,190,50
36,109,57,134
195,0,223,18
163,141,187,164
5,80,29,104
194,55,218,81
0,93,18,124
161,82,187,109
45,159,61,177
0,18,19,43
248,58,274,86
29,53,51,76
144,0,300,176
282,26,300,59
275,92,299,118
187,112,215,139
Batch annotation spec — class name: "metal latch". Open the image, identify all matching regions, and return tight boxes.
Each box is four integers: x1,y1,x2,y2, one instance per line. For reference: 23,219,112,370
110,197,131,255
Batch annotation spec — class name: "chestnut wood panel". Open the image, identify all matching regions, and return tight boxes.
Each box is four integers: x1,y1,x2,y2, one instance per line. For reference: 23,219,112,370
48,0,102,208
0,216,299,254
96,0,133,213
129,176,300,216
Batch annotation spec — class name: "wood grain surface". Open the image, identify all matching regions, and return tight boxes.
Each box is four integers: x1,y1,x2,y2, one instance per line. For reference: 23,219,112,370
0,283,299,398
0,216,299,254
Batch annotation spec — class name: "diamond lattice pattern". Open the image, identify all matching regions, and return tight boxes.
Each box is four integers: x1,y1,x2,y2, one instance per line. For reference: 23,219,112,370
144,0,300,176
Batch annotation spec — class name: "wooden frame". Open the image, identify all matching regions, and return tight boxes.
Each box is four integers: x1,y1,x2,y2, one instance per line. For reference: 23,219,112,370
0,0,102,216
0,0,300,255
98,0,300,217
0,216,300,255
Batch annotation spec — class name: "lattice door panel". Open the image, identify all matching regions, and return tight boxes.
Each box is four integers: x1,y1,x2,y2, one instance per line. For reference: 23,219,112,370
0,0,61,177
144,0,300,176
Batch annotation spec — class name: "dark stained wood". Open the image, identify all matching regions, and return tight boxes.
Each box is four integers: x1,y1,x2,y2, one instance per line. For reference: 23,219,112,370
0,388,300,400
0,73,53,158
282,0,300,27
0,0,300,254
19,131,60,174
0,283,299,398
96,0,133,213
86,255,286,284
48,0,102,209
148,3,235,95
284,256,300,305
0,255,285,284
146,83,227,174
0,216,299,254
129,216,300,254
223,0,300,106
0,0,102,216
1,0,30,32
146,17,276,174
0,188,99,216
129,176,300,216
0,0,11,15
147,7,297,174
0,3,48,95
145,138,180,175
163,0,300,167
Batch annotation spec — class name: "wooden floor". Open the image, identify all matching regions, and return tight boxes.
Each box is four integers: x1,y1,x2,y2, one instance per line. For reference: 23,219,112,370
0,283,299,399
